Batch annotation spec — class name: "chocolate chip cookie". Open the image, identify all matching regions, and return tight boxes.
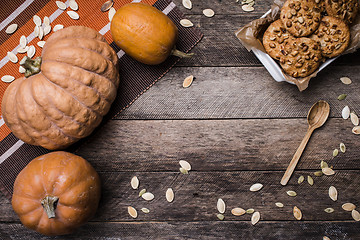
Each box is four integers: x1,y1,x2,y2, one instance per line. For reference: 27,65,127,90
310,16,350,58
280,0,322,37
263,20,296,60
325,0,359,25
279,38,323,77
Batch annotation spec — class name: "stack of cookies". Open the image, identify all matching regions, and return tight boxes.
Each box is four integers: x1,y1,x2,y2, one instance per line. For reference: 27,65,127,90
263,0,358,78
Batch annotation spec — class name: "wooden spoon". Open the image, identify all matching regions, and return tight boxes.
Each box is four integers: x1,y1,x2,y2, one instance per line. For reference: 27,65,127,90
280,100,330,186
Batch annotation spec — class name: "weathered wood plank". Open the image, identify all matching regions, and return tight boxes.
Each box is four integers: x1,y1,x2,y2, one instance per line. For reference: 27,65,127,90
1,221,359,240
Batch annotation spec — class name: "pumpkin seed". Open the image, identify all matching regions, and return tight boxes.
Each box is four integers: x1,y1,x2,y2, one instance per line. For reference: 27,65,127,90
17,47,27,54
324,207,334,213
246,208,255,214
337,94,347,100
38,26,44,40
101,0,113,12
342,106,350,119
139,189,146,197
339,143,346,153
352,209,360,221
180,19,194,28
321,160,328,169
217,198,226,213
131,176,139,189
20,35,27,48
298,175,304,184
179,160,191,171
322,167,335,176
37,41,46,48
67,11,79,20
250,183,263,192
166,188,174,203
350,112,359,126
352,126,360,135
242,4,255,12
5,24,18,34
69,0,79,11
33,15,41,26
1,75,15,83
34,26,40,37
342,203,356,211
27,45,35,58
231,208,246,216
340,77,352,85
332,149,339,157
108,7,116,22
203,9,215,18
182,0,192,9
217,213,224,220
183,75,194,88
141,207,150,213
275,202,284,208
314,171,323,177
56,1,67,10
7,52,18,63
329,186,338,201
307,176,314,186
53,24,64,32
142,192,154,201
179,167,189,174
286,190,297,197
293,206,302,220
251,211,260,225
19,66,26,74
43,25,51,36
323,237,331,240
43,16,50,26
128,206,137,218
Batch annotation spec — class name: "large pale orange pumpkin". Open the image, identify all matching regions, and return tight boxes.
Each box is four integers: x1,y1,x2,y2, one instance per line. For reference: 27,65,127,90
1,26,120,150
110,3,192,65
12,151,101,236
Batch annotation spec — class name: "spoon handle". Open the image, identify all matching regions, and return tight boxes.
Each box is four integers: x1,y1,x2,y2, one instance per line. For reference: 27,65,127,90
281,127,314,186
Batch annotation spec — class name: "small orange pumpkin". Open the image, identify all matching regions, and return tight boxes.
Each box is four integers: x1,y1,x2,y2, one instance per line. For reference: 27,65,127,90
110,3,192,65
11,151,101,236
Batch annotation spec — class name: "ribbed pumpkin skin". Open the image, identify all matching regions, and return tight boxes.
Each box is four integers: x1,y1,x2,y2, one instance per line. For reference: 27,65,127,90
1,26,119,150
12,151,101,236
110,3,179,65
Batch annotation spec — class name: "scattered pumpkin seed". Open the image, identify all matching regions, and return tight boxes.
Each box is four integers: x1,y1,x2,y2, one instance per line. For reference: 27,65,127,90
337,94,347,100
242,4,255,12
142,192,154,201
166,188,174,203
217,213,224,220
340,77,352,85
324,207,334,213
27,45,35,58
180,19,194,28
34,26,40,37
203,9,215,18
43,25,51,36
323,236,331,240
33,15,41,26
322,167,335,176
182,0,192,9
67,10,79,20
275,202,284,208
1,75,15,83
251,211,260,225
179,160,191,171
69,0,79,11
139,189,146,197
53,24,64,32
5,24,18,34
179,167,189,174
352,209,360,221
298,175,304,184
314,171,323,177
333,149,339,157
293,206,302,220
321,160,329,169
339,143,346,153
307,176,314,186
342,203,356,212
56,1,67,10
250,183,263,192
329,186,338,201
19,66,26,74
43,16,50,26
20,35,27,48
37,41,46,48
182,75,194,88
108,7,116,22
128,206,137,218
7,52,18,63
231,208,246,216
217,198,226,214
101,0,113,12
286,190,297,197
342,106,350,119
131,176,139,189
350,112,359,126
246,208,255,214
38,26,44,40
17,47,27,54
352,126,360,135
141,207,150,213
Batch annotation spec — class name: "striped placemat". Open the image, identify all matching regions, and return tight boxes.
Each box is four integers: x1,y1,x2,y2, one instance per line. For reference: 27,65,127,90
0,0,203,199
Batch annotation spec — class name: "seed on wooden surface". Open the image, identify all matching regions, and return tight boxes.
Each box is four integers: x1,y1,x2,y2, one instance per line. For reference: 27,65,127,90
101,0,113,12
142,192,154,201
179,160,191,171
53,24,64,32
231,208,246,216
203,9,215,17
251,211,260,225
38,26,44,40
1,75,15,83
298,175,304,184
242,4,255,12
33,15,41,26
342,106,350,119
321,160,328,169
307,176,314,186
43,25,51,36
20,35,27,48
180,19,194,28
43,16,50,26
7,52,18,63
131,176,139,189
324,207,334,213
250,183,263,192
340,77,352,85
56,1,67,10
337,94,347,100
351,112,359,126
339,143,346,153
108,7,116,22
34,26,40,37
5,24,18,34
322,167,335,176
139,189,146,197
37,41,46,48
182,75,194,88
246,208,255,214
166,188,174,202
19,66,26,74
323,237,331,240
314,171,323,177
217,213,224,220
17,47,27,54
128,206,137,218
275,202,284,208
141,208,150,213
67,11,79,20
293,206,302,220
217,198,226,213
329,186,338,201
69,0,79,11
332,148,339,157
27,45,35,58
352,126,360,135
179,167,189,174
342,203,356,211
352,210,360,221
182,0,192,9
286,190,297,197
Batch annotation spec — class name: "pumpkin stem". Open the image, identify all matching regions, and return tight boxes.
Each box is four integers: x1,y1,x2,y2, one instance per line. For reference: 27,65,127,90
41,196,59,219
171,49,194,59
20,56,42,78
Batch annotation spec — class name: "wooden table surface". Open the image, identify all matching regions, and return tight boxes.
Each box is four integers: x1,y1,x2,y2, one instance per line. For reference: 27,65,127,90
1,0,360,239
